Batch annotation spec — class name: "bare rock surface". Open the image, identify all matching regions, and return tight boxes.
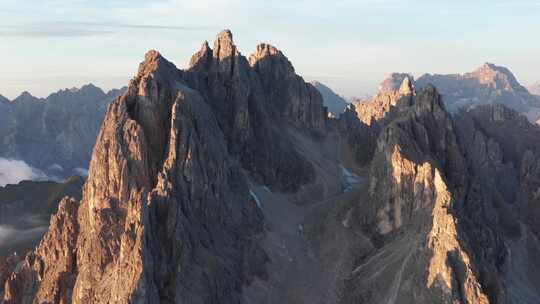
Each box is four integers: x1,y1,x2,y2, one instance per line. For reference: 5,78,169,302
353,74,415,127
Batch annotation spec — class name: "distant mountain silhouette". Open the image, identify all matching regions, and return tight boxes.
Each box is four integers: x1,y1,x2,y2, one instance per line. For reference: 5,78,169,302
529,82,540,96
416,63,540,122
0,84,125,178
311,81,348,116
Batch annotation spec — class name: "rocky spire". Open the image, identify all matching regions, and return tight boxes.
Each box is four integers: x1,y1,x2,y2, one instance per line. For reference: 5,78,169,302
398,76,414,95
353,74,415,126
188,41,212,69
213,29,238,61
378,73,415,93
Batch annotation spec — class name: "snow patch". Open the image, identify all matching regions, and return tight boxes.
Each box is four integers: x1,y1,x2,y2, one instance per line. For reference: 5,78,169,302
74,167,89,177
340,164,362,192
250,189,262,208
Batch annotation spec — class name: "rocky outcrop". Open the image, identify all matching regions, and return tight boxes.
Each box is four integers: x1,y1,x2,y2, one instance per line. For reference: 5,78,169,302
0,176,84,258
353,74,415,127
3,197,79,304
336,104,376,166
0,85,125,178
416,63,540,122
0,253,20,299
311,81,348,117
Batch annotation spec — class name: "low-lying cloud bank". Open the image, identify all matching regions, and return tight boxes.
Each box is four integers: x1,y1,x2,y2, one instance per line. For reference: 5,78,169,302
0,157,47,186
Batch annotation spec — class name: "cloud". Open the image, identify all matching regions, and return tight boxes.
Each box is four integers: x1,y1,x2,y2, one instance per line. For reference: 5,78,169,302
0,25,112,38
0,21,208,38
73,167,89,177
0,158,47,186
494,1,540,7
0,223,47,248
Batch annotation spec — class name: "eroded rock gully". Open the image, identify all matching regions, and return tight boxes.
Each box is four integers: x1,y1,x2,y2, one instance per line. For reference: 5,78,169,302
3,31,540,304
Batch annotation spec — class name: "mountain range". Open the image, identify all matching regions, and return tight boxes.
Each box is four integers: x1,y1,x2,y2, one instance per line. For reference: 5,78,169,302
415,63,540,122
1,30,540,303
0,85,125,179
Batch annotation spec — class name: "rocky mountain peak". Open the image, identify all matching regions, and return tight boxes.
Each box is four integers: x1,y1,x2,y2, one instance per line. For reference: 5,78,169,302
0,94,9,104
213,29,238,60
189,41,212,68
528,82,540,96
416,63,539,122
378,73,414,93
138,50,174,77
470,62,522,91
13,91,39,104
50,83,106,102
79,83,103,94
353,74,415,126
248,43,295,75
134,49,182,98
398,76,414,95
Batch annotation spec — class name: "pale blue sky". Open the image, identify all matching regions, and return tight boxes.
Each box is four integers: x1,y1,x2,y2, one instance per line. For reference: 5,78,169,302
0,0,539,99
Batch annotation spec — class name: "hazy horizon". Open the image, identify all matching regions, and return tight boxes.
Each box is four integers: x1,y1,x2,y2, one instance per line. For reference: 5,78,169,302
1,0,539,100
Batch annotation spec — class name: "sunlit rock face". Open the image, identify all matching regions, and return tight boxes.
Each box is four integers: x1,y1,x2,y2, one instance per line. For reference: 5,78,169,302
353,74,415,127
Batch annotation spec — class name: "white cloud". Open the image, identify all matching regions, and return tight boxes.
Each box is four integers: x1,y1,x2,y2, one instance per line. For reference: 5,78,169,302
0,158,47,186
0,224,47,247
74,167,89,177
